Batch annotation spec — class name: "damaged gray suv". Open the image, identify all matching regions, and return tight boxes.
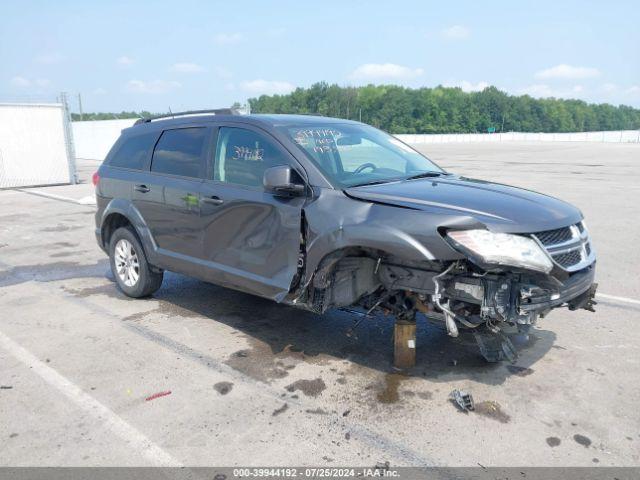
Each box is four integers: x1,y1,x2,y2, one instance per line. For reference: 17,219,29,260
94,110,597,362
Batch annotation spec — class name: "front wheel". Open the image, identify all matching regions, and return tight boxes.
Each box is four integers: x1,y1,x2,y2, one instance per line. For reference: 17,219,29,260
109,227,163,298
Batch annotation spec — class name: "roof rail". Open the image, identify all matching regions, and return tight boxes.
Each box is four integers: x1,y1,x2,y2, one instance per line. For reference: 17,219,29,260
134,108,239,125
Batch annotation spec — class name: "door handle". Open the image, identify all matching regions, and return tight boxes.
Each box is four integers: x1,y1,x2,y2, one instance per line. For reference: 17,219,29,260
201,195,224,205
134,184,150,193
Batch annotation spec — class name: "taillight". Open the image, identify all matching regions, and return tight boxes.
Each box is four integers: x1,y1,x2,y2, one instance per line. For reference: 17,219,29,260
92,171,100,187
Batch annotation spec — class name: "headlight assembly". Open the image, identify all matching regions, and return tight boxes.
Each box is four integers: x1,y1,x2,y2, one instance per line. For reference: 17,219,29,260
447,229,553,274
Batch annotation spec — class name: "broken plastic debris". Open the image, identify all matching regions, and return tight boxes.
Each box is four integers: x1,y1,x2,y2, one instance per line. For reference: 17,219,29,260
450,389,475,411
145,390,172,402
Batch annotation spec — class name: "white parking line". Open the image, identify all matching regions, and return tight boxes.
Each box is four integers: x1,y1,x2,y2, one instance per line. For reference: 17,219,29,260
597,293,640,306
0,330,181,467
16,188,96,206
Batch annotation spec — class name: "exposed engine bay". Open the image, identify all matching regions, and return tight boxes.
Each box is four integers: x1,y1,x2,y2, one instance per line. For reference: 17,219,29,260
293,247,597,363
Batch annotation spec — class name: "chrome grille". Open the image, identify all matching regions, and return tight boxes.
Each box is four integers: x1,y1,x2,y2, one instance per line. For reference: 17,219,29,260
532,222,595,272
553,250,582,268
535,227,573,246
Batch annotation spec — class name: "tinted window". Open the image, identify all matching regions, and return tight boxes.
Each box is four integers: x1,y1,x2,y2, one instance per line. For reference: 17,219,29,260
214,127,285,187
108,132,157,170
151,128,207,178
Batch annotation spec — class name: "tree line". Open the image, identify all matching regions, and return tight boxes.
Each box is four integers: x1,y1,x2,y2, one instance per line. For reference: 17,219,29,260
248,83,640,134
71,111,157,121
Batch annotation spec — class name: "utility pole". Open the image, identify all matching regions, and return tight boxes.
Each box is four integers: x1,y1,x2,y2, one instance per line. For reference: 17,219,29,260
78,93,83,121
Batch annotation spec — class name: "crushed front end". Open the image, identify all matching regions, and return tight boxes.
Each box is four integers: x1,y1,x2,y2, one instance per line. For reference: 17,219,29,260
363,220,598,362
427,221,596,361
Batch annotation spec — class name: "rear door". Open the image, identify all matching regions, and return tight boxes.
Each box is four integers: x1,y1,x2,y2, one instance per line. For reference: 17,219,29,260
134,125,211,266
199,124,306,300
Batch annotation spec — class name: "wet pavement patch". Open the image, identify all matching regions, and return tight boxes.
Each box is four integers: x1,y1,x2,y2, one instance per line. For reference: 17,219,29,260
573,434,592,447
40,224,83,232
285,378,326,398
214,382,233,395
0,260,109,287
272,403,288,416
50,242,79,249
474,401,511,423
506,365,535,376
226,346,290,383
546,436,561,447
50,251,76,258
377,373,407,404
306,408,328,415
63,282,129,301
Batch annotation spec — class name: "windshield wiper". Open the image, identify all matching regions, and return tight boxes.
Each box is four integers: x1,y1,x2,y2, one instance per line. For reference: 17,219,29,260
348,179,396,188
404,171,450,181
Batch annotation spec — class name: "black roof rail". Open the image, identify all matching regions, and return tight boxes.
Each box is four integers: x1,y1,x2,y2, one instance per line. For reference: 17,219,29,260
134,108,239,125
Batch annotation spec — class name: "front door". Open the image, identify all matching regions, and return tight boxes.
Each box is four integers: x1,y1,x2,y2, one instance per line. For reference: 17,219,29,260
199,125,306,300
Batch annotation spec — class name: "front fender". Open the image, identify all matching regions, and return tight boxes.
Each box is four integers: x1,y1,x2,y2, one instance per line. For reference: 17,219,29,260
302,188,466,279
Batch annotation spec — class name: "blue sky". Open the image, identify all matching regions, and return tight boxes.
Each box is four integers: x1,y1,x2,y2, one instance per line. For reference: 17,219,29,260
2,0,639,112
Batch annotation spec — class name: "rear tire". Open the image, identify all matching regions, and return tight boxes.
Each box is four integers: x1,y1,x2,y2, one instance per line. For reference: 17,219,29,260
109,226,163,298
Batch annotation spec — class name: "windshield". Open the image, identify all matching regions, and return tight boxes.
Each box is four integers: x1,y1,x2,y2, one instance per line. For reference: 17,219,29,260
279,123,445,188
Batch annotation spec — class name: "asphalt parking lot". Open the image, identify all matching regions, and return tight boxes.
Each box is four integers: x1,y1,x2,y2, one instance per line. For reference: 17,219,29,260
1,142,639,467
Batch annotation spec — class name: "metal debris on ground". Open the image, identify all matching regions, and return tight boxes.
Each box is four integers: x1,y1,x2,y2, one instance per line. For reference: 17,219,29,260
145,390,172,401
450,389,475,412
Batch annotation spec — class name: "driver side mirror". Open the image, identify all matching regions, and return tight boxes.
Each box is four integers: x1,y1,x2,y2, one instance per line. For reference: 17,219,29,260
263,165,306,196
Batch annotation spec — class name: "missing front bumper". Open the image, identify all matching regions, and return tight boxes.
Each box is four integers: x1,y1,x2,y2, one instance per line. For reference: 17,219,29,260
518,264,596,314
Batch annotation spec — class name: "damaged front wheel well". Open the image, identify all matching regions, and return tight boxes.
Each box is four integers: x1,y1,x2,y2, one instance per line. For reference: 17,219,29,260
306,247,389,313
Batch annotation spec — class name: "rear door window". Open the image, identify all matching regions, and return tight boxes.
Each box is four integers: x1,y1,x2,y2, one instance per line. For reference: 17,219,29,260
108,132,157,170
151,127,207,178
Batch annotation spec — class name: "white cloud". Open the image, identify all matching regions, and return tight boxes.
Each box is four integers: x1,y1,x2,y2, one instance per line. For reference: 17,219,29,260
93,87,108,95
442,25,470,40
35,52,65,64
240,79,295,95
214,32,244,45
126,79,181,94
447,80,490,92
516,82,640,105
170,62,205,73
348,63,424,81
10,76,31,87
535,64,600,80
10,76,50,88
518,83,588,99
518,84,555,97
117,56,135,66
215,66,233,80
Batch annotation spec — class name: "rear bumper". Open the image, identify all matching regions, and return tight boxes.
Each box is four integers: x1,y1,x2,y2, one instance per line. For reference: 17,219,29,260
95,227,107,253
519,263,596,313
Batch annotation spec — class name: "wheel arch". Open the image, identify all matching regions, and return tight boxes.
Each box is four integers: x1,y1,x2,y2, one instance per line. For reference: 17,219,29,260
99,199,158,263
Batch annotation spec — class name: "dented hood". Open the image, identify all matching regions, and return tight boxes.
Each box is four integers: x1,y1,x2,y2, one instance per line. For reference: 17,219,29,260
344,175,582,233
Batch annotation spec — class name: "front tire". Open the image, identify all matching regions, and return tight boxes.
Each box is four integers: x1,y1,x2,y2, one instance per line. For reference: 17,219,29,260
109,227,163,298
